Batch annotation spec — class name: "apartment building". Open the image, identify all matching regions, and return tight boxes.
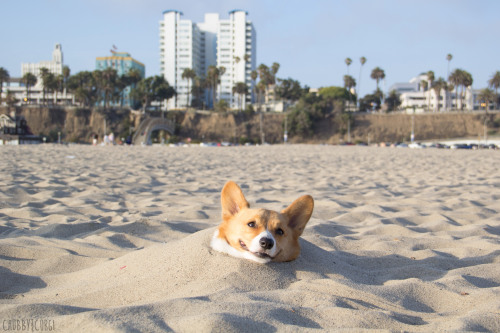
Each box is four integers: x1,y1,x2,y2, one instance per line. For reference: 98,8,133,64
96,51,145,107
159,10,256,109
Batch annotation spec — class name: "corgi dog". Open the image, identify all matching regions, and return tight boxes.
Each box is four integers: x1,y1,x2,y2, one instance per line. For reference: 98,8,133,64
210,181,314,263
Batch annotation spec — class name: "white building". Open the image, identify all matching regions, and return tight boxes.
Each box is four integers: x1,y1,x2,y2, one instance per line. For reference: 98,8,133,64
391,74,482,113
0,44,73,105
159,10,256,110
22,44,64,88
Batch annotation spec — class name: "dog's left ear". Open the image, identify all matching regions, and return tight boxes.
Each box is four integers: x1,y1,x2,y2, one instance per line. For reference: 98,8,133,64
282,195,314,236
221,181,250,221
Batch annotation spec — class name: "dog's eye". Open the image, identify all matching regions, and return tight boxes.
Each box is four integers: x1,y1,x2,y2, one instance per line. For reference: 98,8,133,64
247,222,256,228
276,228,284,236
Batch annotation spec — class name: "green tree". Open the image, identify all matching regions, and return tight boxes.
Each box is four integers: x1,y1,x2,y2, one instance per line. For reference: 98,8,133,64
384,90,401,112
446,54,453,77
477,88,495,114
206,65,226,109
488,71,500,110
54,74,64,104
22,73,37,104
62,66,70,103
191,76,206,109
101,68,118,109
358,56,366,101
250,70,258,105
40,67,52,104
120,68,142,107
345,58,352,75
0,67,10,105
67,71,98,107
232,82,248,112
431,77,447,112
130,76,176,112
257,62,280,105
450,69,473,111
5,90,18,107
370,67,385,91
359,92,382,112
255,80,266,112
182,68,196,108
343,75,356,111
275,78,306,103
318,86,350,102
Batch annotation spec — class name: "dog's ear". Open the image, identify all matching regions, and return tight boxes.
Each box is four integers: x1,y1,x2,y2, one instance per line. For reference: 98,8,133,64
282,195,314,236
221,181,249,220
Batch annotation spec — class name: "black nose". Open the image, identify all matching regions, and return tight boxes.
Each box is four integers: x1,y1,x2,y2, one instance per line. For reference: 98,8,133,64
259,237,274,250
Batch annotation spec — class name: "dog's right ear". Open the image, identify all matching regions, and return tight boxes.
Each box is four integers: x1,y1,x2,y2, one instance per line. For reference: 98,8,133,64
221,181,249,220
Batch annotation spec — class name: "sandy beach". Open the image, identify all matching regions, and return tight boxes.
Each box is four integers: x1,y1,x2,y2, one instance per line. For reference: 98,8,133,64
0,144,499,332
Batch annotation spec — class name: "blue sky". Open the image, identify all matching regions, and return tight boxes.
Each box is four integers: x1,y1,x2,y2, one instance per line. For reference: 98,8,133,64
1,0,499,97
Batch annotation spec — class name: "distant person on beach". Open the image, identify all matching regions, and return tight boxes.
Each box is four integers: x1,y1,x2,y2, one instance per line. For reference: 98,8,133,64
93,134,98,146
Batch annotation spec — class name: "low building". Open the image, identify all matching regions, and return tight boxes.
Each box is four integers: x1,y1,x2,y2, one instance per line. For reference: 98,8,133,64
0,112,41,145
392,74,484,112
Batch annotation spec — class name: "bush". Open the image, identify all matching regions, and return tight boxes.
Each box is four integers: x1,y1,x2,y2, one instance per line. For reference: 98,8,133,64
214,100,229,112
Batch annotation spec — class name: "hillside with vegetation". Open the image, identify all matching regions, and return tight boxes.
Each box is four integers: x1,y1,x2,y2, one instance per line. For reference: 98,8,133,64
2,106,499,145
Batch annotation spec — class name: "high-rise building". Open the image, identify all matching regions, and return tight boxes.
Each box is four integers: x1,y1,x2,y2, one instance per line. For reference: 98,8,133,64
21,44,64,88
95,51,145,107
159,10,256,109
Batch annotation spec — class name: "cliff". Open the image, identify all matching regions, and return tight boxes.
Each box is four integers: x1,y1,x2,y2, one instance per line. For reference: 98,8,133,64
1,106,498,144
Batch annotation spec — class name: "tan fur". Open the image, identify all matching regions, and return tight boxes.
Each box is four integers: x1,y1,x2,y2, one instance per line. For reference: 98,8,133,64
215,181,314,262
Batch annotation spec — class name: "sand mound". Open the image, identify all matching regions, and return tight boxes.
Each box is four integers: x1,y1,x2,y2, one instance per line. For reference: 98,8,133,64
0,145,499,332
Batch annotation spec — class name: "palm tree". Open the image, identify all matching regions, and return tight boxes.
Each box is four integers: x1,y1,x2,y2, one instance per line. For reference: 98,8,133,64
477,88,495,114
0,67,10,105
232,82,248,112
488,71,500,110
39,67,51,104
345,58,352,76
257,63,280,106
54,74,64,104
22,73,37,104
343,75,356,110
62,66,70,103
130,76,176,113
67,71,97,107
101,68,118,108
121,68,142,107
206,66,225,109
181,68,196,109
358,56,366,102
191,76,206,109
233,56,241,107
250,70,258,105
431,77,446,112
462,70,473,111
445,54,453,110
370,67,385,91
450,69,473,111
449,69,462,110
446,54,453,78
256,81,266,112
426,71,435,111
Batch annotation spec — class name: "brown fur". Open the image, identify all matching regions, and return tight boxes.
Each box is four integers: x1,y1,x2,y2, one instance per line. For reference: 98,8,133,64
216,181,314,262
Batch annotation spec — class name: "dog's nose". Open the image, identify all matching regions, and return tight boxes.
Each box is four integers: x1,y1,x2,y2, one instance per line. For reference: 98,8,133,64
259,237,274,250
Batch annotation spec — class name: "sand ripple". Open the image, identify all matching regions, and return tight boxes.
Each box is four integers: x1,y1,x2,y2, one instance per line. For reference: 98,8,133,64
0,145,499,331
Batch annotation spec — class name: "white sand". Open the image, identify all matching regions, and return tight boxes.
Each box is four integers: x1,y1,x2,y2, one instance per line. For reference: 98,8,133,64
0,144,499,332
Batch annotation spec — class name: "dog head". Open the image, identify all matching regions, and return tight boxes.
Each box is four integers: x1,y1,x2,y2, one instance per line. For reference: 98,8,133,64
212,181,314,263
